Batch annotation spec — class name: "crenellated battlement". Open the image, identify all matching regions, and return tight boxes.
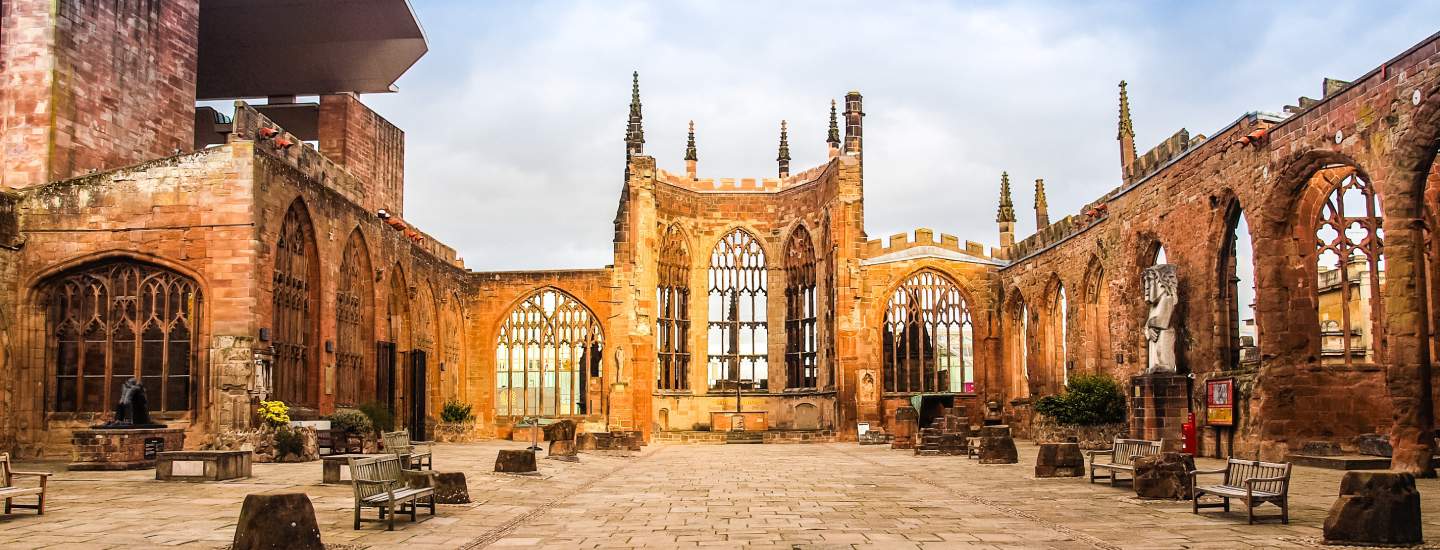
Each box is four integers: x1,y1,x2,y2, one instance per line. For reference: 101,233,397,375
862,228,998,262
655,161,833,193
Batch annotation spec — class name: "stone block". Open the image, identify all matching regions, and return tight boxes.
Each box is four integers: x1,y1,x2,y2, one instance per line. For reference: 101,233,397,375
1323,472,1423,545
548,439,578,461
979,425,1018,464
1299,440,1342,456
1034,442,1084,477
543,419,577,442
1132,452,1195,499
415,471,471,504
231,493,323,550
495,449,537,473
1353,433,1393,457
155,450,251,481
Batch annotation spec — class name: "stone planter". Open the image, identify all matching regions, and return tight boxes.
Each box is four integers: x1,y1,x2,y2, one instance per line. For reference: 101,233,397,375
200,425,319,463
433,421,483,443
1031,417,1128,450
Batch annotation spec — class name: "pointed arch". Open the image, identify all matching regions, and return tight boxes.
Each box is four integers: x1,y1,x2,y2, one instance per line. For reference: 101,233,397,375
441,289,465,403
1218,197,1259,370
881,269,974,394
1003,288,1030,400
494,287,604,417
1304,164,1386,366
335,228,375,406
656,224,691,390
1042,275,1069,393
272,198,321,408
1081,256,1111,374
41,259,202,413
784,224,818,388
707,228,769,390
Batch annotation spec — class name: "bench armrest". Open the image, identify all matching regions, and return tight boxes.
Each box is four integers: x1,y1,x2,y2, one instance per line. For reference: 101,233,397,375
9,471,53,478
1188,467,1227,477
1085,449,1114,458
352,477,396,489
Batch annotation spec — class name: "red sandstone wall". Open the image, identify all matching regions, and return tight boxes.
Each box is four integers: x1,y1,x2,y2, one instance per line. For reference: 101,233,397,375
1,0,199,190
318,93,406,216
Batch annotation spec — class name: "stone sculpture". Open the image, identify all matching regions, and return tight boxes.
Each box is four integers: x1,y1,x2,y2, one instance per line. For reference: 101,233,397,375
95,377,164,429
1143,264,1179,374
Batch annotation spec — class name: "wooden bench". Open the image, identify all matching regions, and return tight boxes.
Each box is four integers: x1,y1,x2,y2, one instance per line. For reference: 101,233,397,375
1,452,51,516
349,455,435,530
1086,438,1161,486
1190,458,1292,524
382,430,433,470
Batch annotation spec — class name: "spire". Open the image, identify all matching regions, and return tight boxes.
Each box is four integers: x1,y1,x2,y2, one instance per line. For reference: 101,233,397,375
684,120,697,161
684,120,698,179
1117,80,1137,182
777,120,792,178
1034,178,1050,228
997,172,1016,223
625,71,645,161
1117,80,1134,140
826,99,840,150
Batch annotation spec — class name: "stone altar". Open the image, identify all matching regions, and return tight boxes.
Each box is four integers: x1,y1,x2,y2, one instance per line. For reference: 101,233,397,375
70,427,187,470
156,450,251,481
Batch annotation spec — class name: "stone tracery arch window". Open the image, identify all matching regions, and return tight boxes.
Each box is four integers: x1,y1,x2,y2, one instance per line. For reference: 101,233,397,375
273,200,319,407
882,270,974,394
656,225,690,390
707,229,768,390
335,230,374,406
784,226,818,389
495,288,603,416
1221,205,1259,369
46,261,201,413
1313,167,1385,366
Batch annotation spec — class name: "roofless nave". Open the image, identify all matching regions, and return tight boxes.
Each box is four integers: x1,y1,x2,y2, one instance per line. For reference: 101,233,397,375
0,0,1437,477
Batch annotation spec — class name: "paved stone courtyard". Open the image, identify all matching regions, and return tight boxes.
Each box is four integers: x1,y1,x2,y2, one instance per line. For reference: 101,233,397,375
1,441,1435,549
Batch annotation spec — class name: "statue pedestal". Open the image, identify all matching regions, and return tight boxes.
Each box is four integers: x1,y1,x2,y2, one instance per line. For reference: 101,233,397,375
1130,374,1187,444
70,427,186,470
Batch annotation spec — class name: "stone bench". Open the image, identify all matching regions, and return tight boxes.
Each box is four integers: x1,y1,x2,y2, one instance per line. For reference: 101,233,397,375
156,450,252,482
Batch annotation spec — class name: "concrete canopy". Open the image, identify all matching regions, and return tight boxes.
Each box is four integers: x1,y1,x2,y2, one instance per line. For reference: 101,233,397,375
197,0,428,100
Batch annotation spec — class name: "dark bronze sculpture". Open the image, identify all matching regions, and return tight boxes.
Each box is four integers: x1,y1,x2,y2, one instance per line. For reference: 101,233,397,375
94,378,165,429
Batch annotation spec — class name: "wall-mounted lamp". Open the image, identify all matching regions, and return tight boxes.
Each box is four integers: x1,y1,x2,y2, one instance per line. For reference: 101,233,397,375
259,327,271,342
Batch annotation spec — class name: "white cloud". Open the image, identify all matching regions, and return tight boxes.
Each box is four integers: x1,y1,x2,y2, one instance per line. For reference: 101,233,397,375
361,0,1440,270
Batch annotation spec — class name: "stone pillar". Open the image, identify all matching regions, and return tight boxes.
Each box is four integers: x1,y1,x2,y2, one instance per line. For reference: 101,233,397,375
1130,374,1187,443
1381,214,1436,476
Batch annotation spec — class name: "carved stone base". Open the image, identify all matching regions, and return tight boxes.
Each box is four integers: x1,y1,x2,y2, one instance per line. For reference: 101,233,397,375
70,427,186,470
1129,374,1188,443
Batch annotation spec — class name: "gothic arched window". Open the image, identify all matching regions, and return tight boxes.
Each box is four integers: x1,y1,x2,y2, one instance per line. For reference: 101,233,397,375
47,261,201,413
273,200,319,407
656,225,690,390
1313,167,1385,366
707,229,768,390
882,270,974,393
335,230,373,406
1221,205,1258,369
495,288,603,416
784,226,817,388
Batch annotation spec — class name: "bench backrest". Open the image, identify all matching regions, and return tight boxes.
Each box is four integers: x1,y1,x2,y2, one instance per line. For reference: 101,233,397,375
1223,458,1291,494
349,455,404,501
0,452,11,487
381,430,412,454
1112,438,1162,465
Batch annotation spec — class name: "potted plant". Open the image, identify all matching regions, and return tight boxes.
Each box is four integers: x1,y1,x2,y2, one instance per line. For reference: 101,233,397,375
435,399,476,443
326,408,374,454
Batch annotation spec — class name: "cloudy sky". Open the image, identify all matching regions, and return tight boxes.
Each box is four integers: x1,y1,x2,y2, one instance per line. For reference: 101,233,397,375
355,0,1440,271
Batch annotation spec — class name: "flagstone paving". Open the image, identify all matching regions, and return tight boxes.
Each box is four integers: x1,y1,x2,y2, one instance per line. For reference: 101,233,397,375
1,441,1436,549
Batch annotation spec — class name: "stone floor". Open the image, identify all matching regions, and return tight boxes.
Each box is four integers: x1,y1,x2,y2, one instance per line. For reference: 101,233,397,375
1,441,1435,549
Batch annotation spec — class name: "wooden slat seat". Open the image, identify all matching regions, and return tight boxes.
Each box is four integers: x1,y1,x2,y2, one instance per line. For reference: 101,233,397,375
1189,458,1292,524
349,455,436,531
1086,438,1161,486
1,452,51,516
382,430,433,470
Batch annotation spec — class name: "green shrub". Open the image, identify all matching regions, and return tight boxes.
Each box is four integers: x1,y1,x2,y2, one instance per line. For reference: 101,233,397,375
440,399,474,424
1033,373,1127,426
327,408,373,436
274,425,305,459
358,401,395,432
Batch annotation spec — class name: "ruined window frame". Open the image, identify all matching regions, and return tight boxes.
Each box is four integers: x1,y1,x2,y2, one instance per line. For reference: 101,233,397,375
881,270,974,394
272,201,319,408
45,260,201,414
784,225,818,389
656,225,691,391
706,229,769,391
1219,202,1259,370
1311,167,1386,367
335,230,373,407
494,288,604,417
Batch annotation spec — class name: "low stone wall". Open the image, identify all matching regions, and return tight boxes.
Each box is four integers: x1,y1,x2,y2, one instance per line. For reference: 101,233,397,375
652,431,727,445
433,422,488,443
1030,417,1128,450
198,426,319,463
651,429,838,445
762,430,836,444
